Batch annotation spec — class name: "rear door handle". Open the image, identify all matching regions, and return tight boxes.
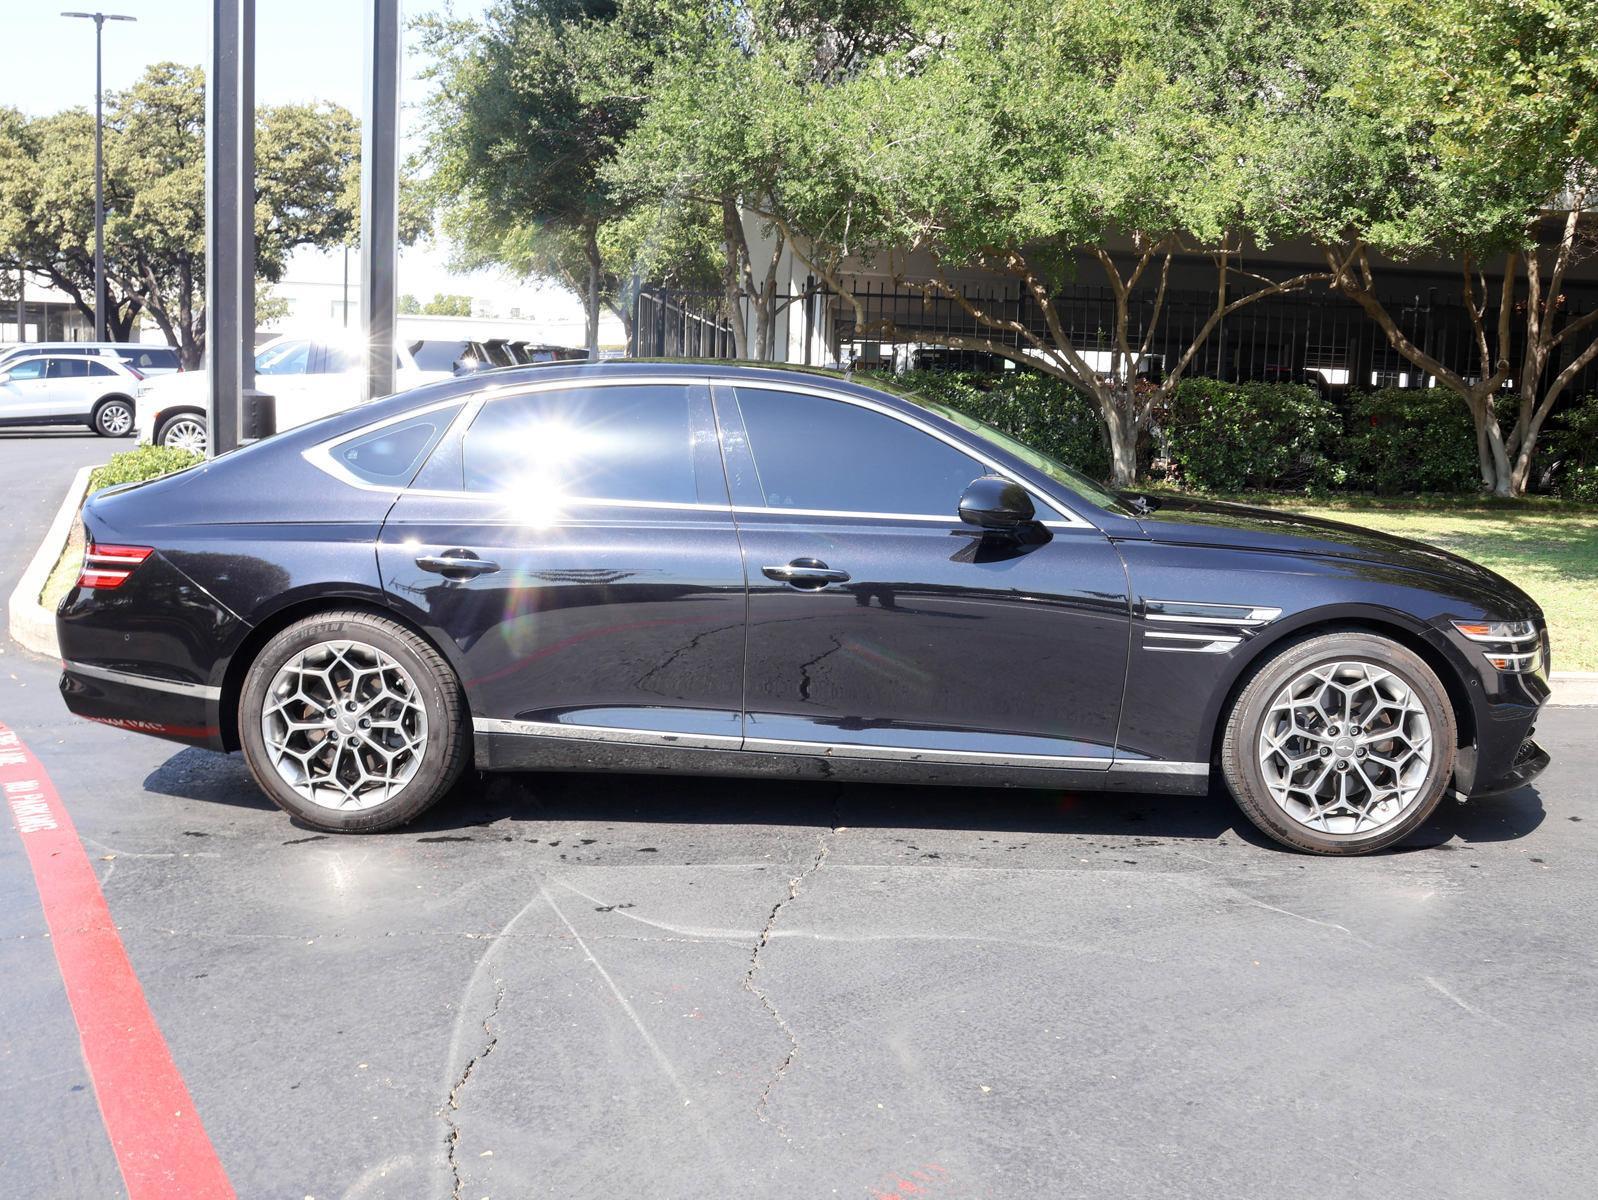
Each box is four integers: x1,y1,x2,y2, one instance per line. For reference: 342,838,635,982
762,558,850,588
416,551,500,579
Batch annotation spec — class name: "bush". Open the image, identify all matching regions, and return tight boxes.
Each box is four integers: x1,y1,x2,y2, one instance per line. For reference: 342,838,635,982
874,369,1111,480
1544,394,1598,502
90,444,205,490
1163,379,1340,492
1345,388,1481,494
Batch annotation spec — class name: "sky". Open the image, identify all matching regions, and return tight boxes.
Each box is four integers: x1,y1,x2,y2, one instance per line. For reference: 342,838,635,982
0,0,585,319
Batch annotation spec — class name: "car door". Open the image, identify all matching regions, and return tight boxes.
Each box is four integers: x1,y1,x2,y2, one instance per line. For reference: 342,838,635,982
717,381,1130,766
377,376,748,745
0,357,54,421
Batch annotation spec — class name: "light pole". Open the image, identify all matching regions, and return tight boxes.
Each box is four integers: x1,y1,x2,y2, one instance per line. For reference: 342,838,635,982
61,10,137,344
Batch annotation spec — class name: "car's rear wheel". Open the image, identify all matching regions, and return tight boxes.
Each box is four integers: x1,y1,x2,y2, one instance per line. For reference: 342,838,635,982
239,611,469,832
93,397,134,437
1220,632,1457,855
156,412,208,453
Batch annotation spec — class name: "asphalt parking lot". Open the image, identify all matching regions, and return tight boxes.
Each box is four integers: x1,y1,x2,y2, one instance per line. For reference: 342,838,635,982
2,429,1596,1199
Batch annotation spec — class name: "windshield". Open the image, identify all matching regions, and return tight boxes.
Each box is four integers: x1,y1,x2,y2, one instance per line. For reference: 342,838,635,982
898,390,1134,516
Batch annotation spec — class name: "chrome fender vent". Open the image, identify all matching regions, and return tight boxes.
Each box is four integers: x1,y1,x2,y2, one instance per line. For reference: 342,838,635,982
1142,600,1282,654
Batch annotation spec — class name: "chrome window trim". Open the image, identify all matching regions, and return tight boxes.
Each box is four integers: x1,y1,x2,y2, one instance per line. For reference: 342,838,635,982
65,660,221,700
1107,759,1210,776
304,372,1104,529
720,379,1098,530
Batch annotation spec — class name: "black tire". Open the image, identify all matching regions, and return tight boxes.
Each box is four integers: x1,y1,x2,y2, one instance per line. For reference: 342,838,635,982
1220,631,1458,855
155,411,208,453
239,610,469,832
93,397,135,437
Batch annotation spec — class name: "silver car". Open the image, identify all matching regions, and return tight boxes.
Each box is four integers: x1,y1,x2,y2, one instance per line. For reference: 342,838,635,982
0,352,143,437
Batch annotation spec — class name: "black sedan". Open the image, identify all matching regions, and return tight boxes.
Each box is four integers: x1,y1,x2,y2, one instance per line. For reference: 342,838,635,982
57,362,1550,854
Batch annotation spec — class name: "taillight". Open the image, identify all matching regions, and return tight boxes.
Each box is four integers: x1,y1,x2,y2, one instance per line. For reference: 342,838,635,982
79,543,153,590
127,365,145,381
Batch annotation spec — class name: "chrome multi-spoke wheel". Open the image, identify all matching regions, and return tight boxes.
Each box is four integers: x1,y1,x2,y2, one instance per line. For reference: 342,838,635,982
95,400,133,437
260,639,429,811
1222,633,1457,855
1257,660,1432,835
159,415,208,454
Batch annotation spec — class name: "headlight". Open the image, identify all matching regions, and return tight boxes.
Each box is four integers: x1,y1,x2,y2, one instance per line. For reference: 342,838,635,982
1452,619,1542,672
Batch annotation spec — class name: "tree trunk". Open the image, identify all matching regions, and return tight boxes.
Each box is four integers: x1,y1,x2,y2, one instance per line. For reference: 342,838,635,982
719,195,751,360
1100,387,1140,489
584,225,602,361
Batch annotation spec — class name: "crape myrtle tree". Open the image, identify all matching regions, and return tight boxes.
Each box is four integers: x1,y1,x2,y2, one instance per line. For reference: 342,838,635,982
705,0,1343,485
1304,0,1598,496
0,64,367,367
419,0,700,358
607,0,917,361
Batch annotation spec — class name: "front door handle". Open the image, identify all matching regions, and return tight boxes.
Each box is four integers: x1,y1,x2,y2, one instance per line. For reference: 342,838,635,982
762,557,851,588
416,551,501,579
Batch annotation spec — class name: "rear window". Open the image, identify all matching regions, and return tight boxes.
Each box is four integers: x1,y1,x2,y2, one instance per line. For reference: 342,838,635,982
409,339,474,373
118,347,178,370
332,407,461,484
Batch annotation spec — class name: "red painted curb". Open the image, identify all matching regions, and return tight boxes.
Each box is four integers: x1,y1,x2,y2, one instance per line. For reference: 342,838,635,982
0,720,235,1200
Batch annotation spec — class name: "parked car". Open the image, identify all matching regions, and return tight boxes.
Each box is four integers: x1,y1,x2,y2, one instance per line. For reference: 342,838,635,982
0,352,143,436
58,363,1550,854
0,341,180,377
134,334,453,452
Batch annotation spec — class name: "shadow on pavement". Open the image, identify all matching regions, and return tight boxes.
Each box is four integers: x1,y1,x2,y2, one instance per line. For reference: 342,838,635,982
140,746,1548,852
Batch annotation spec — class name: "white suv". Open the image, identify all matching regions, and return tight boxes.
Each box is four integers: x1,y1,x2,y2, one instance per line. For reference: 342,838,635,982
135,336,449,452
0,353,143,437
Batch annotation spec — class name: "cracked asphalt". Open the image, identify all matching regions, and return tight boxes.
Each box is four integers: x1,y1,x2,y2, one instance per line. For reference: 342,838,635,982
3,430,1597,1199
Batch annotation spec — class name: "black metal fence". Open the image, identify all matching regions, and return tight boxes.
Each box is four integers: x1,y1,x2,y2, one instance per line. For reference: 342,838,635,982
630,287,738,360
633,272,1598,398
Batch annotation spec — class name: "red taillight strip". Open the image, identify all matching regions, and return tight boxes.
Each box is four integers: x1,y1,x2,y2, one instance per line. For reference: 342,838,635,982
78,544,153,590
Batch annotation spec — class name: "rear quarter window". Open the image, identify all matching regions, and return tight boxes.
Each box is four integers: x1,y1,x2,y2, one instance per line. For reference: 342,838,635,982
332,407,461,485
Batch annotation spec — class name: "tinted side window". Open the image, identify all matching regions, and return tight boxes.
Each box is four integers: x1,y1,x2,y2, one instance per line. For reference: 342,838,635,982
334,408,460,484
47,358,89,379
463,385,698,504
409,339,473,373
86,360,118,377
735,388,983,515
256,340,311,375
6,359,46,381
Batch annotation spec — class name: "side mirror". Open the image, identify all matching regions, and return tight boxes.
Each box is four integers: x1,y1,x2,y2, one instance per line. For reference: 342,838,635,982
958,474,1035,531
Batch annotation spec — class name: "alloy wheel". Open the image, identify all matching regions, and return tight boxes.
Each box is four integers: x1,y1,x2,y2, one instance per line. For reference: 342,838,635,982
1256,659,1434,835
260,639,429,811
99,402,133,436
162,417,208,454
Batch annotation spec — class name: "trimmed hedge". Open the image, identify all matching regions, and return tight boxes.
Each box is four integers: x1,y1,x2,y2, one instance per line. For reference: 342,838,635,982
1546,394,1598,503
874,369,1111,480
90,444,205,490
1163,379,1341,492
1345,387,1481,495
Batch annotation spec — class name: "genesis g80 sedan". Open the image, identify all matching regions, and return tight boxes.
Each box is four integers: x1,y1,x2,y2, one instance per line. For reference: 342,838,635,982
57,363,1551,854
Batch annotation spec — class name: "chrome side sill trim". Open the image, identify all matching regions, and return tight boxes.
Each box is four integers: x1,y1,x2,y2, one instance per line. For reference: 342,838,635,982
64,660,221,700
473,717,742,751
743,736,1110,769
1108,759,1210,776
476,716,1204,775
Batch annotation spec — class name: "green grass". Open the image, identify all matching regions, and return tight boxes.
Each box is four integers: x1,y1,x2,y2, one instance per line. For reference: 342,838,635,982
1197,494,1598,672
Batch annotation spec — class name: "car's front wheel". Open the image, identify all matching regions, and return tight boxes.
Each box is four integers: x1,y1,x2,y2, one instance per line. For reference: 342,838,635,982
155,411,208,453
239,611,469,832
92,397,134,437
1220,632,1457,855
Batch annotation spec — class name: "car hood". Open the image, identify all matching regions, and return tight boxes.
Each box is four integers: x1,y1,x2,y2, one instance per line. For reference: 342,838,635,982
1125,493,1536,612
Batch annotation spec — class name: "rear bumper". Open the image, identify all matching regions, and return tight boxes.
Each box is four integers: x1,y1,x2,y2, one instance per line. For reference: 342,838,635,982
59,661,225,749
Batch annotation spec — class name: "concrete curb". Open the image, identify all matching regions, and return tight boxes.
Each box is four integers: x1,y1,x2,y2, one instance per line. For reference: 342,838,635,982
7,464,97,660
1548,671,1598,707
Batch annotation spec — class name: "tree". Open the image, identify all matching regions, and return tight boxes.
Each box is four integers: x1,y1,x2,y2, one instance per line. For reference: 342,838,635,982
0,63,366,367
608,0,916,360
419,0,666,359
401,292,474,316
1303,0,1598,495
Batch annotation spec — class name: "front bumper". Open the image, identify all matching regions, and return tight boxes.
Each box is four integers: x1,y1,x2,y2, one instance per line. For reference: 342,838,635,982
1469,736,1550,799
